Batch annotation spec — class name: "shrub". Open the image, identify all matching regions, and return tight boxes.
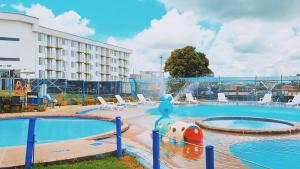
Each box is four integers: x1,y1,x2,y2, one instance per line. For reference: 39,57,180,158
84,98,97,105
102,98,117,103
37,105,47,112
122,96,138,102
68,98,80,105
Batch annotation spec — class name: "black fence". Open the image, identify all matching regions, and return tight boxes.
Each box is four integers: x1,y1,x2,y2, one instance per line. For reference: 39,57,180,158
0,78,129,97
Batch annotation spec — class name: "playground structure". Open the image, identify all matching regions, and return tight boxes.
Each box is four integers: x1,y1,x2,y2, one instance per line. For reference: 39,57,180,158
155,96,204,149
0,79,46,113
0,78,130,113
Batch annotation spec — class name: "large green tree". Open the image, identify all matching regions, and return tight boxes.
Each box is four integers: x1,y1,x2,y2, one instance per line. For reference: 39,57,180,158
164,46,213,78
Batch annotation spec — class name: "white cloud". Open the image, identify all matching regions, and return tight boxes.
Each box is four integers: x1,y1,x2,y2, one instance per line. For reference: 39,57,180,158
160,0,300,21
207,19,300,76
11,3,95,37
0,3,6,8
157,0,300,76
107,9,215,72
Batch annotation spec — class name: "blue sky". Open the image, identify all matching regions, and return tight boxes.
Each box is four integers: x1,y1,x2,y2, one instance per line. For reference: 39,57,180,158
0,0,166,40
1,0,300,76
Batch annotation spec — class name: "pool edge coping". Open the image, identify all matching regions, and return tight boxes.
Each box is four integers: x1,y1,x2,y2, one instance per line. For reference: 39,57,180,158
196,116,300,135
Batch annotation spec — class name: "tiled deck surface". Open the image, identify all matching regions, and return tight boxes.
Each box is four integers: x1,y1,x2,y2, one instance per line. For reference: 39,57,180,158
1,104,300,168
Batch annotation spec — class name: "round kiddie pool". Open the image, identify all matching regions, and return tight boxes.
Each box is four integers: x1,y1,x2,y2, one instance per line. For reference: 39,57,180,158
196,116,300,134
0,116,120,147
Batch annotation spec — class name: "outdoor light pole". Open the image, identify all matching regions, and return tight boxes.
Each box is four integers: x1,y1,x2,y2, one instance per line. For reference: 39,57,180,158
160,56,163,78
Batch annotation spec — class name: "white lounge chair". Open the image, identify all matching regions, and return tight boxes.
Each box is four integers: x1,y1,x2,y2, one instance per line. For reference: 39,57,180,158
165,94,182,105
97,96,123,110
115,95,138,107
258,93,272,104
137,94,156,105
286,94,300,107
217,93,229,103
186,93,200,104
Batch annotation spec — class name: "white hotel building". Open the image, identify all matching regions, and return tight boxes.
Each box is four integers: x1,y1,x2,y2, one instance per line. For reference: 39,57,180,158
0,12,131,82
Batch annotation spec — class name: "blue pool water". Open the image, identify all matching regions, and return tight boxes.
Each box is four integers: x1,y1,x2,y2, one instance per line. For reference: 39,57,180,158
0,117,116,147
147,104,300,122
203,118,293,130
75,108,98,114
230,139,300,169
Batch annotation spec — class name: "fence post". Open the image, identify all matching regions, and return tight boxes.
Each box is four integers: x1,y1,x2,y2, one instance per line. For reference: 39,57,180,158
116,116,122,158
205,145,214,169
97,81,100,96
152,129,160,169
25,118,36,169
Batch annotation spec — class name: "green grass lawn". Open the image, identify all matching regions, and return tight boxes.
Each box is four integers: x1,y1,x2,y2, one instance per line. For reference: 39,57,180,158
31,156,145,169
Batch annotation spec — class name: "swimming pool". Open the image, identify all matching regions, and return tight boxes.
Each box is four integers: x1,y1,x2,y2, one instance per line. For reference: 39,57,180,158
202,117,294,130
147,104,300,122
230,139,300,169
0,117,116,147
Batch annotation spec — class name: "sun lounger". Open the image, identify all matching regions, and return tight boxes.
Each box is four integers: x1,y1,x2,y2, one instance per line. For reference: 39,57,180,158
137,94,156,105
186,93,200,104
286,94,300,107
115,95,138,107
258,93,272,104
97,96,123,110
217,93,229,103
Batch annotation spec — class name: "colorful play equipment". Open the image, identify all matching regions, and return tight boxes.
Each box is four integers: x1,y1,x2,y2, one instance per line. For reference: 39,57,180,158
0,80,48,113
154,96,204,148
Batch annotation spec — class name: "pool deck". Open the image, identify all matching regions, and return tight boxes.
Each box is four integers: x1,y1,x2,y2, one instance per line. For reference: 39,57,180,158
1,104,300,168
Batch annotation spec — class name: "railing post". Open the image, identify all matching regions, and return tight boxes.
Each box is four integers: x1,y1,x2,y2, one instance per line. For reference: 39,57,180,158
25,118,36,169
206,145,214,169
152,129,160,169
116,116,122,158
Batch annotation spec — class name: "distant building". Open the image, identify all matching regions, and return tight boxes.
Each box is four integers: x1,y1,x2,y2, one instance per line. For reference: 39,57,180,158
130,71,162,79
0,12,131,81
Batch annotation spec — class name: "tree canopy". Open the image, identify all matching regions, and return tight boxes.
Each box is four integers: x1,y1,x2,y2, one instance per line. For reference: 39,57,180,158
164,46,213,78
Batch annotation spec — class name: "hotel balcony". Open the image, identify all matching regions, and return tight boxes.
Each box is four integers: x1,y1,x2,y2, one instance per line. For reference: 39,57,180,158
46,64,56,71
56,55,63,61
77,56,85,63
77,65,84,71
56,65,63,72
46,54,56,60
47,40,56,48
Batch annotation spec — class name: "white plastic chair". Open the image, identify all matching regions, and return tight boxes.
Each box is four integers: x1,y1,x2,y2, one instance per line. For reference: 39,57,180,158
217,93,229,103
97,96,123,110
258,93,272,104
137,94,156,105
115,95,137,107
186,93,200,104
286,94,300,107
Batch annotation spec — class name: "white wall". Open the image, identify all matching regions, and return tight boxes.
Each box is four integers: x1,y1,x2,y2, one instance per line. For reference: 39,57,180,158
0,19,36,78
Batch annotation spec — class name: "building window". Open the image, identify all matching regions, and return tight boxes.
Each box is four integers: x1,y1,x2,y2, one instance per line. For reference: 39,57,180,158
39,70,44,78
39,45,44,53
71,62,75,68
0,37,20,41
62,39,66,45
62,50,66,56
38,33,42,41
39,57,44,65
